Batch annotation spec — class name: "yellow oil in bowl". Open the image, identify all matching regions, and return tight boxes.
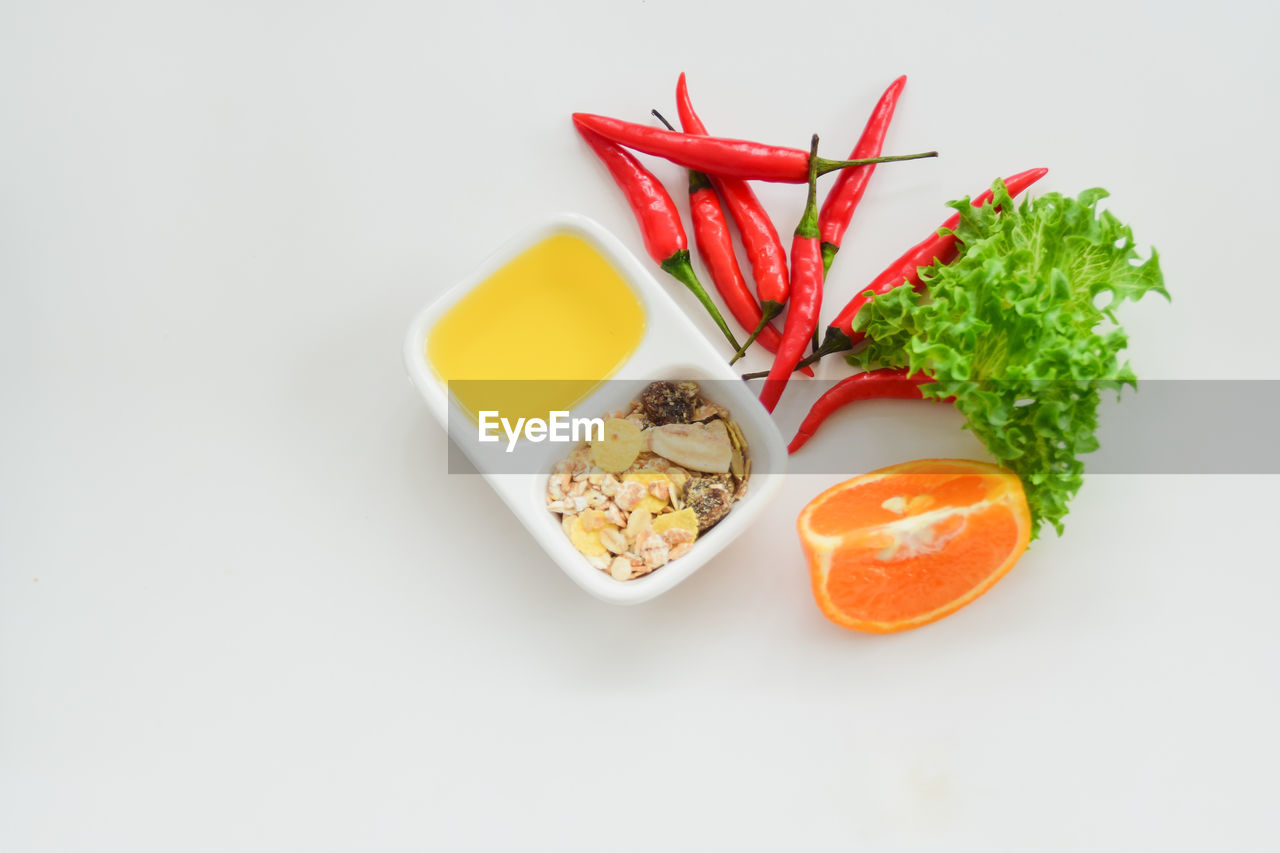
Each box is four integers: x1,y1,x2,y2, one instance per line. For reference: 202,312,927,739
427,233,646,424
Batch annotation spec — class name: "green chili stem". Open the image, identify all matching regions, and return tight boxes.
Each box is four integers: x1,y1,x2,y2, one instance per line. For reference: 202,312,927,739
661,251,742,352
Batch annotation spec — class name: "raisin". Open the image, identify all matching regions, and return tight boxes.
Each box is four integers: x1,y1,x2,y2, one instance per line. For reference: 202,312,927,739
683,475,734,532
639,381,700,426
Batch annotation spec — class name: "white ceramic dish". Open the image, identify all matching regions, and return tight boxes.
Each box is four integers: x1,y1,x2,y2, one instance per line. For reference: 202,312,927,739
403,213,787,604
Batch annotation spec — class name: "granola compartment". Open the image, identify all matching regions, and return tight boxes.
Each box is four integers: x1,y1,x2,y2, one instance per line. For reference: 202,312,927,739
545,381,751,581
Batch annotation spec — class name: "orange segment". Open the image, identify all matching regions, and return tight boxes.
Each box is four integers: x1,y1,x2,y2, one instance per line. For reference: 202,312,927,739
796,459,1031,633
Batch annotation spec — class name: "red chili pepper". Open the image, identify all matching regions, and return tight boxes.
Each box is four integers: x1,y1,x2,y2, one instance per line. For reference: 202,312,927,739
758,135,824,414
576,124,742,351
800,167,1050,368
671,74,790,364
788,369,943,453
818,75,907,274
653,104,812,376
572,112,937,184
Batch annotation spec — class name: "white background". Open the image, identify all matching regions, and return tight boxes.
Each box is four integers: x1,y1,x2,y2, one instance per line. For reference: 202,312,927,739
3,1,1278,850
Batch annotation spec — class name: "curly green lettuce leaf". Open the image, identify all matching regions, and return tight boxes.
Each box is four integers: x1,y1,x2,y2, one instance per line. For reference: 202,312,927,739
849,181,1166,536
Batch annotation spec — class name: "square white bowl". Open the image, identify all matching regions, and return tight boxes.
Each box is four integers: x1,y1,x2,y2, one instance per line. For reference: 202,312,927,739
403,212,787,604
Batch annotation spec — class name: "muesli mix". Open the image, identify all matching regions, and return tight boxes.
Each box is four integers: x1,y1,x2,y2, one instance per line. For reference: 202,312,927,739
545,381,750,581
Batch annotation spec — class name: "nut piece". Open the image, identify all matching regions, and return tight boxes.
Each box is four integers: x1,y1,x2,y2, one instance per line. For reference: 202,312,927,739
647,420,732,473
599,527,628,555
609,556,634,581
625,507,652,542
639,381,700,426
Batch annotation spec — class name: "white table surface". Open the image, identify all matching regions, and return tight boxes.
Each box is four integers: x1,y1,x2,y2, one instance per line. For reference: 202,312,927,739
3,1,1277,850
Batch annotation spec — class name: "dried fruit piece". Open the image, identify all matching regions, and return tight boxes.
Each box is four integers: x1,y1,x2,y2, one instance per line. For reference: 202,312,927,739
647,420,732,473
590,418,644,473
684,475,734,532
652,508,699,540
734,458,751,501
639,380,699,425
568,516,608,557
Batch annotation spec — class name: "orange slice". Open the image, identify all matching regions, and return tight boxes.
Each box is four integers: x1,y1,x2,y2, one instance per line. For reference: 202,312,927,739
796,459,1031,633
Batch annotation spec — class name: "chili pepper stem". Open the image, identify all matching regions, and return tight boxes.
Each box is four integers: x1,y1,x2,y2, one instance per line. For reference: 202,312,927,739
821,242,839,276
660,251,742,351
803,341,844,368
740,328,853,379
728,301,781,364
814,150,937,176
801,328,855,368
799,135,822,236
651,109,674,130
